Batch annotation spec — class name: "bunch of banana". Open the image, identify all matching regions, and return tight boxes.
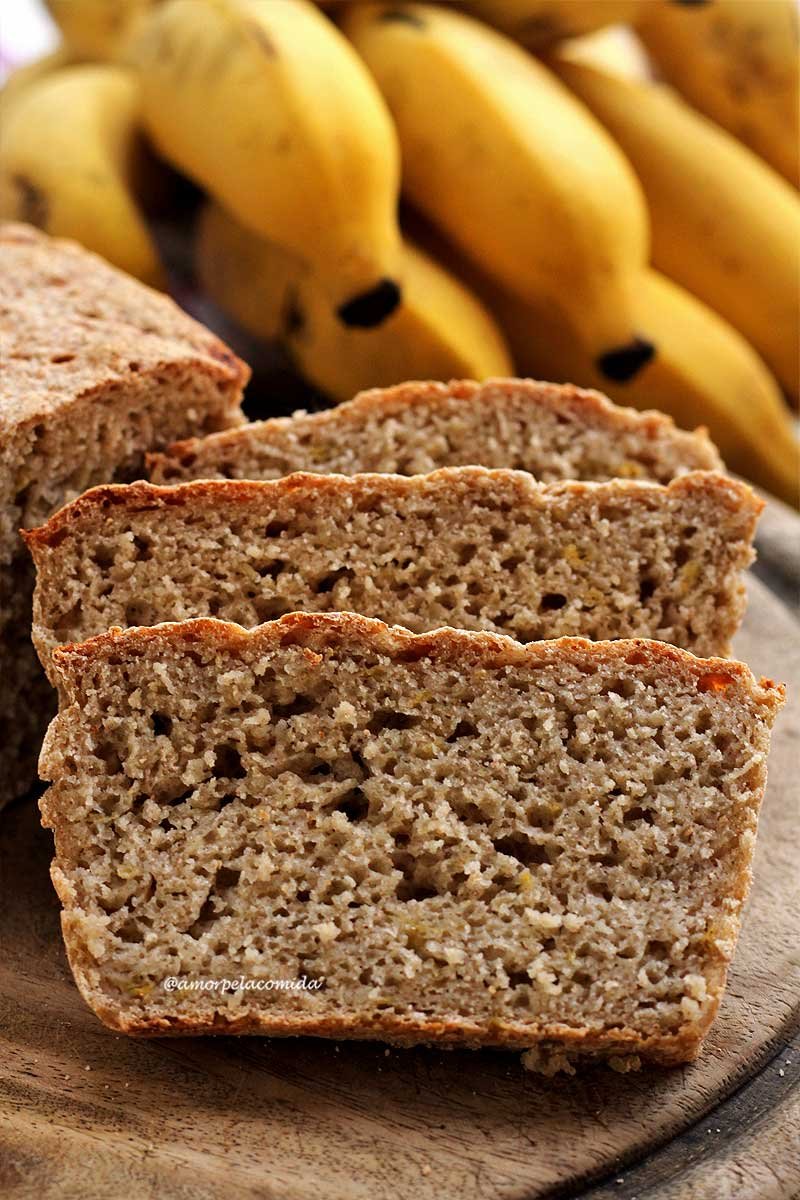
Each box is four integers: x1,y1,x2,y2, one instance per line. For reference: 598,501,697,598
197,202,512,399
343,1,655,382
637,0,799,187
552,52,800,405
0,64,164,286
129,0,404,328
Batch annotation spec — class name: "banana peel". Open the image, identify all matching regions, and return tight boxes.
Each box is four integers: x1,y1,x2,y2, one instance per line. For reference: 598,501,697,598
196,201,512,400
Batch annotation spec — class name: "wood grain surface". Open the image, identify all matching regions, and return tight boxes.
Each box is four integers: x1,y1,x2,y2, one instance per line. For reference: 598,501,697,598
1,570,798,1200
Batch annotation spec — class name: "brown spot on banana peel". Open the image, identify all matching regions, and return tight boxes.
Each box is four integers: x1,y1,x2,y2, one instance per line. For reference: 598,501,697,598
519,16,563,43
378,9,426,30
246,21,278,57
12,175,49,229
281,288,305,338
596,338,656,384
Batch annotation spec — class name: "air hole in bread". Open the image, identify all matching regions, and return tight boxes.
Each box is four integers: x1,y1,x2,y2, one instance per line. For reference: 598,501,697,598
446,720,477,742
264,521,287,538
639,577,657,603
151,712,172,737
314,567,353,595
507,970,531,989
623,806,654,826
493,833,550,867
213,744,245,779
92,543,116,569
271,694,316,721
334,787,369,822
256,558,285,580
367,709,419,734
645,939,670,961
540,593,567,612
588,880,614,902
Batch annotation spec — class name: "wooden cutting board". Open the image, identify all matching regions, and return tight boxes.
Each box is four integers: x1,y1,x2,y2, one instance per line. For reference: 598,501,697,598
1,542,798,1199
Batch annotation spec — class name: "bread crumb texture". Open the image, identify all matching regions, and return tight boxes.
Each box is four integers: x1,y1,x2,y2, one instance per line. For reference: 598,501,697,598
40,615,783,1064
149,378,722,486
28,469,760,678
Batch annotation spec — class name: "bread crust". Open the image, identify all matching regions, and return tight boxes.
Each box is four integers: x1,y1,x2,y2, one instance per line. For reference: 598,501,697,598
148,377,722,476
62,947,710,1067
0,222,250,433
49,613,784,721
24,467,761,552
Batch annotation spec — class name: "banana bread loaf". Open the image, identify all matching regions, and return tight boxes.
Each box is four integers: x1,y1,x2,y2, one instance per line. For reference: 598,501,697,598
0,222,248,806
26,469,760,671
148,377,722,485
39,614,784,1064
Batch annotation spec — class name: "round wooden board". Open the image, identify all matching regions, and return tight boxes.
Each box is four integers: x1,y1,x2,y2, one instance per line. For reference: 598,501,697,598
1,568,798,1200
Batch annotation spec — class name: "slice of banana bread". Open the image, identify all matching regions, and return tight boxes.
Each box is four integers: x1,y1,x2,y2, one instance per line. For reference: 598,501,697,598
148,377,722,485
40,614,784,1063
0,222,248,806
26,469,760,672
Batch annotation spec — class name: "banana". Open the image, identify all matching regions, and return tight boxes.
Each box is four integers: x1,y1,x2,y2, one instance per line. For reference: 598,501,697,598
45,0,162,61
130,0,403,327
342,2,655,382
0,47,78,112
482,267,798,506
637,0,799,187
0,65,164,286
446,1,641,48
553,55,800,405
197,202,513,399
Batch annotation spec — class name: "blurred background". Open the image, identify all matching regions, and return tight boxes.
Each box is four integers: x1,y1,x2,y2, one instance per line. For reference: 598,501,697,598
1,0,798,504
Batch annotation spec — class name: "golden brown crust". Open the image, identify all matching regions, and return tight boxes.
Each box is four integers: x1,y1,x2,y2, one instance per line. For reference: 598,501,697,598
148,377,722,475
0,221,250,433
81,996,705,1067
50,612,785,716
24,467,760,552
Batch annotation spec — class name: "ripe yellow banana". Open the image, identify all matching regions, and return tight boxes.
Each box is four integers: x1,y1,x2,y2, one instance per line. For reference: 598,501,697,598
197,202,512,399
131,0,403,327
342,2,654,382
45,0,162,61
637,0,799,187
0,47,78,111
448,1,641,47
483,268,798,506
0,65,164,286
553,55,800,405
